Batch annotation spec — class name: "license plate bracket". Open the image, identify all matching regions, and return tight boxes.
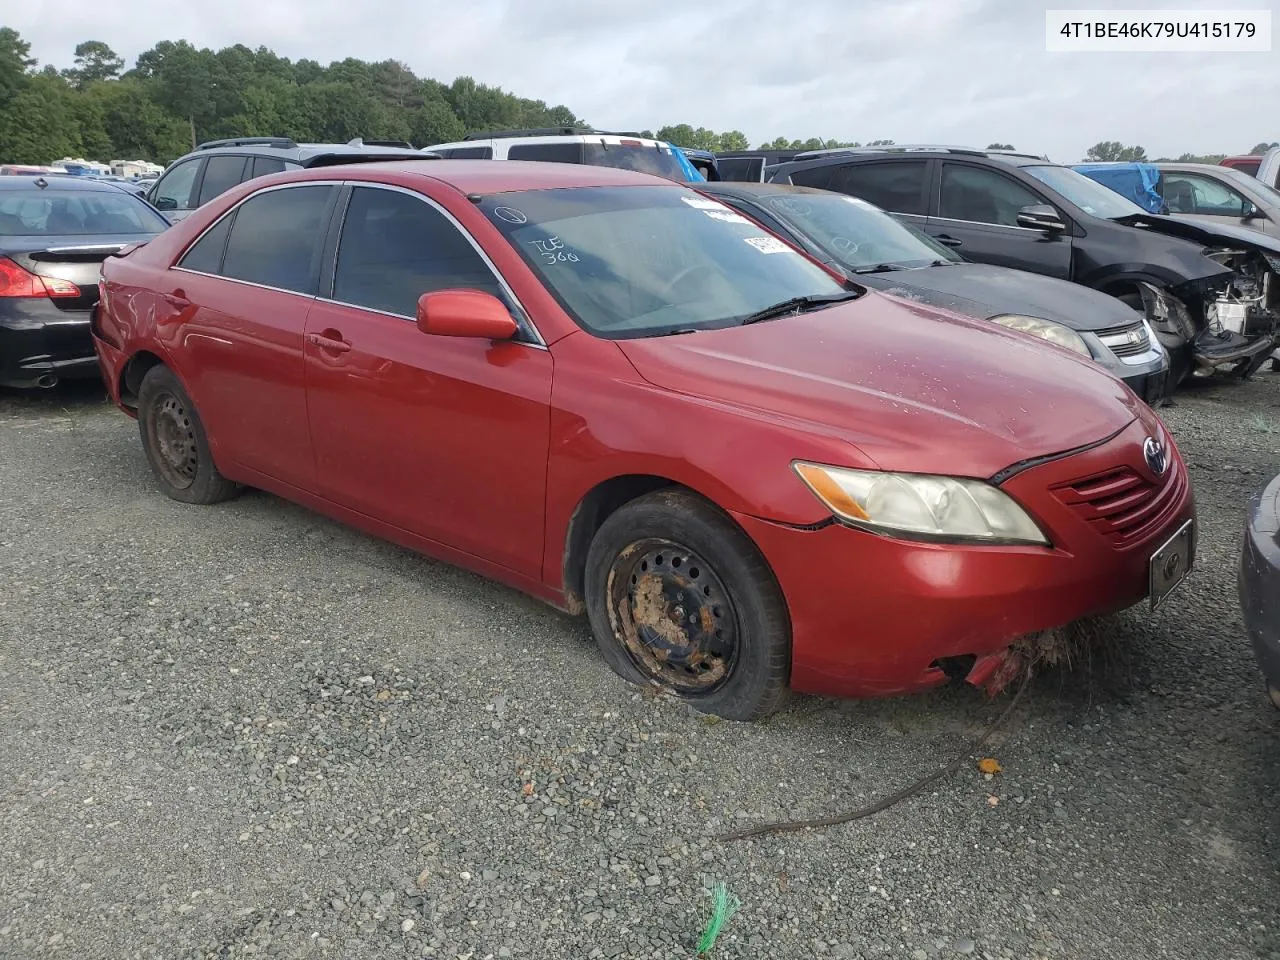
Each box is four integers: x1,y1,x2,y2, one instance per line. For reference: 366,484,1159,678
1149,518,1195,609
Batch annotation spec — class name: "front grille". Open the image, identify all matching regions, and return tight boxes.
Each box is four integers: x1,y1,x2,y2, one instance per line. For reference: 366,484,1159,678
1096,321,1150,358
1051,457,1186,547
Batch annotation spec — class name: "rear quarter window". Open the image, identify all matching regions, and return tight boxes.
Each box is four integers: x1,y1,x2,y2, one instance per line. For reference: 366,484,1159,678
508,143,584,164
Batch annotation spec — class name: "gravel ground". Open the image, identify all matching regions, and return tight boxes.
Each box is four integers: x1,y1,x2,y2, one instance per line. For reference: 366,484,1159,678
1,373,1278,960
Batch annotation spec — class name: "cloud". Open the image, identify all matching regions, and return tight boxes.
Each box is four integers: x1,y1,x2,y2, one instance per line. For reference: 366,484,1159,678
9,0,1278,159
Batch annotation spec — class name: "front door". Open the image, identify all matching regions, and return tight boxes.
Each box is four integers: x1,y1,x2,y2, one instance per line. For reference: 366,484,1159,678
303,183,553,577
925,161,1073,278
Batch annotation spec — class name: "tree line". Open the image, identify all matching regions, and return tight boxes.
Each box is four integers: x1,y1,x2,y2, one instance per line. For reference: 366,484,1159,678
0,30,1273,168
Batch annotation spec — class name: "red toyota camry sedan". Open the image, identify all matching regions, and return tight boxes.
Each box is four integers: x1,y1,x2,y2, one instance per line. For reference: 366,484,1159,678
92,160,1196,720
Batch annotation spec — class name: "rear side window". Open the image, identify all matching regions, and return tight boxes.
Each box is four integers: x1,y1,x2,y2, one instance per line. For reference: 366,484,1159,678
508,143,584,164
444,146,493,159
332,185,504,317
178,215,234,273
220,185,335,294
939,163,1043,226
198,155,248,206
819,161,929,215
250,156,287,179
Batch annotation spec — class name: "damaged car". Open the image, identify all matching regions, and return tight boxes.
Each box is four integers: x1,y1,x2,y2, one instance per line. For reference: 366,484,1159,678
93,161,1196,720
696,181,1170,404
1240,470,1280,709
765,146,1279,386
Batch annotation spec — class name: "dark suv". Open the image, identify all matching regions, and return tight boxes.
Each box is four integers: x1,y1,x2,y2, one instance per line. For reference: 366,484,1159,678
766,146,1280,383
145,137,427,223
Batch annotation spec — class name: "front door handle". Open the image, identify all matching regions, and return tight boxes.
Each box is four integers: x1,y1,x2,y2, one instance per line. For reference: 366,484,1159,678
934,235,963,247
306,331,351,353
162,291,190,308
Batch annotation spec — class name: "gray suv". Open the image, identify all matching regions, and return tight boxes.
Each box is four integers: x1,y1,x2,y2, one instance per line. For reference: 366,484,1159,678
145,137,428,223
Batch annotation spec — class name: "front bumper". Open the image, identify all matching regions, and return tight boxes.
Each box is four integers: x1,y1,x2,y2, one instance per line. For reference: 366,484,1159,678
1239,473,1280,689
734,418,1196,698
0,303,100,388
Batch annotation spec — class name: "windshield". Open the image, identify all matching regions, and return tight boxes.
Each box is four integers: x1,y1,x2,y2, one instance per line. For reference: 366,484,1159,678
0,189,169,236
480,185,850,338
1022,164,1146,219
582,144,689,182
758,191,959,270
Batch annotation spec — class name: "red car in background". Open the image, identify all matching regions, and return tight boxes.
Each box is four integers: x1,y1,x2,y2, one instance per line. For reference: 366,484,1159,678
92,161,1196,720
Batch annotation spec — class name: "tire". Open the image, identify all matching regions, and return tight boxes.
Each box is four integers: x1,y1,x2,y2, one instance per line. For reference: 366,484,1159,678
1270,357,1280,373
583,489,790,721
136,365,239,504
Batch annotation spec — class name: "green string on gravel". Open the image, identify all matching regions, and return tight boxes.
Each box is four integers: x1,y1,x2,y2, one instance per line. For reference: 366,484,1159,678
695,882,740,956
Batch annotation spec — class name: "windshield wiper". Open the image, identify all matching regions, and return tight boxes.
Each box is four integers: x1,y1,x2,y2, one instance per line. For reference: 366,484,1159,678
739,291,860,326
853,262,911,275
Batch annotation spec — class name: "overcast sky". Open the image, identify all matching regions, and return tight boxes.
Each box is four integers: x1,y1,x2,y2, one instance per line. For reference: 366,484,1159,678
8,0,1277,160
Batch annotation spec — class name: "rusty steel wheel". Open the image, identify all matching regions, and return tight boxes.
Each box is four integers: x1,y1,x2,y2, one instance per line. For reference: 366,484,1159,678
605,538,740,695
137,365,239,505
146,391,199,490
584,489,791,721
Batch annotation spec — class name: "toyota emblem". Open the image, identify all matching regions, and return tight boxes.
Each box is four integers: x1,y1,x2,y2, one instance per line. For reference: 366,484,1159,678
1143,436,1169,476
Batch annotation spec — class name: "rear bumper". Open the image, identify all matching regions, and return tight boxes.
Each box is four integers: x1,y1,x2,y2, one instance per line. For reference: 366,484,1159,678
0,306,99,388
91,328,130,411
1240,473,1280,688
734,417,1195,698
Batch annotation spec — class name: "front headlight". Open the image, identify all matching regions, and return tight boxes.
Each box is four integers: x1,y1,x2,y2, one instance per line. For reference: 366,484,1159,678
989,314,1090,356
793,462,1049,545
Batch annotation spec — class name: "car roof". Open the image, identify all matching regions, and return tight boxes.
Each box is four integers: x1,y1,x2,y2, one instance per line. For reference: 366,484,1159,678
300,159,679,194
697,181,829,199
0,175,142,193
175,138,427,166
771,147,1050,177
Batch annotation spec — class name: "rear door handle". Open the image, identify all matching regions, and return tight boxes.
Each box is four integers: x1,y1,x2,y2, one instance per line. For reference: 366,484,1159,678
306,331,351,353
934,235,963,247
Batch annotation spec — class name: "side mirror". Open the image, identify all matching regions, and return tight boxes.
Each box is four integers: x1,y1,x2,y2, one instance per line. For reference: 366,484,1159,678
416,289,519,340
1016,204,1066,232
153,195,176,211
1242,200,1261,221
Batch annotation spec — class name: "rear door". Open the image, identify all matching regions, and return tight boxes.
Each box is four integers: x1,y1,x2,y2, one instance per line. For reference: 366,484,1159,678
169,182,340,487
302,182,552,575
926,161,1073,278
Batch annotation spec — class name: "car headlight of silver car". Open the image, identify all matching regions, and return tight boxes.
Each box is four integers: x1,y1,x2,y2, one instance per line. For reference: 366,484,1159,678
989,314,1091,356
793,462,1049,545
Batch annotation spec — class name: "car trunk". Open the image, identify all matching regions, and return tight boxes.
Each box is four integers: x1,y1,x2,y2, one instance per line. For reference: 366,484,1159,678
3,236,144,312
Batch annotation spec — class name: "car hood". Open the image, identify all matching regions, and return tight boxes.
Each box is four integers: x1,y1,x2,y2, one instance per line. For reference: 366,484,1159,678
1113,213,1280,257
855,262,1141,332
617,292,1141,478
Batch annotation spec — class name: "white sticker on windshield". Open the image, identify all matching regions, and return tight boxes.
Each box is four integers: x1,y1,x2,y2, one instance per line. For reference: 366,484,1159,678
681,195,725,211
703,210,750,225
743,236,790,254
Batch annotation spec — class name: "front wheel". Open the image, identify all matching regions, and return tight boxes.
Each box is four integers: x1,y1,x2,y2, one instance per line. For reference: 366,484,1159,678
584,490,791,721
137,365,239,504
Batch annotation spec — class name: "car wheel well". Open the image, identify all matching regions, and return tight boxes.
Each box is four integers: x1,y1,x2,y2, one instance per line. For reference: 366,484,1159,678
561,475,684,615
120,351,166,409
1097,279,1145,309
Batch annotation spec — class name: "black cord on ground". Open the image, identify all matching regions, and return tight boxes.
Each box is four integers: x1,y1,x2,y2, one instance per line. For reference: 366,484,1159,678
716,672,1032,843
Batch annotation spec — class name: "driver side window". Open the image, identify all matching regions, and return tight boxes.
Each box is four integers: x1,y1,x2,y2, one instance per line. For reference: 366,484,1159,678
152,159,202,212
1160,173,1250,217
939,163,1045,227
332,186,531,338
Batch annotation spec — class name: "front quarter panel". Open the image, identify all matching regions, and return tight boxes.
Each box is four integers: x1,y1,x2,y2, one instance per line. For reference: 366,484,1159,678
539,332,870,592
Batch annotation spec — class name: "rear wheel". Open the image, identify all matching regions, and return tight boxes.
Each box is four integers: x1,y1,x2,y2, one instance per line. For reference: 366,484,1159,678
584,489,790,721
137,365,239,504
